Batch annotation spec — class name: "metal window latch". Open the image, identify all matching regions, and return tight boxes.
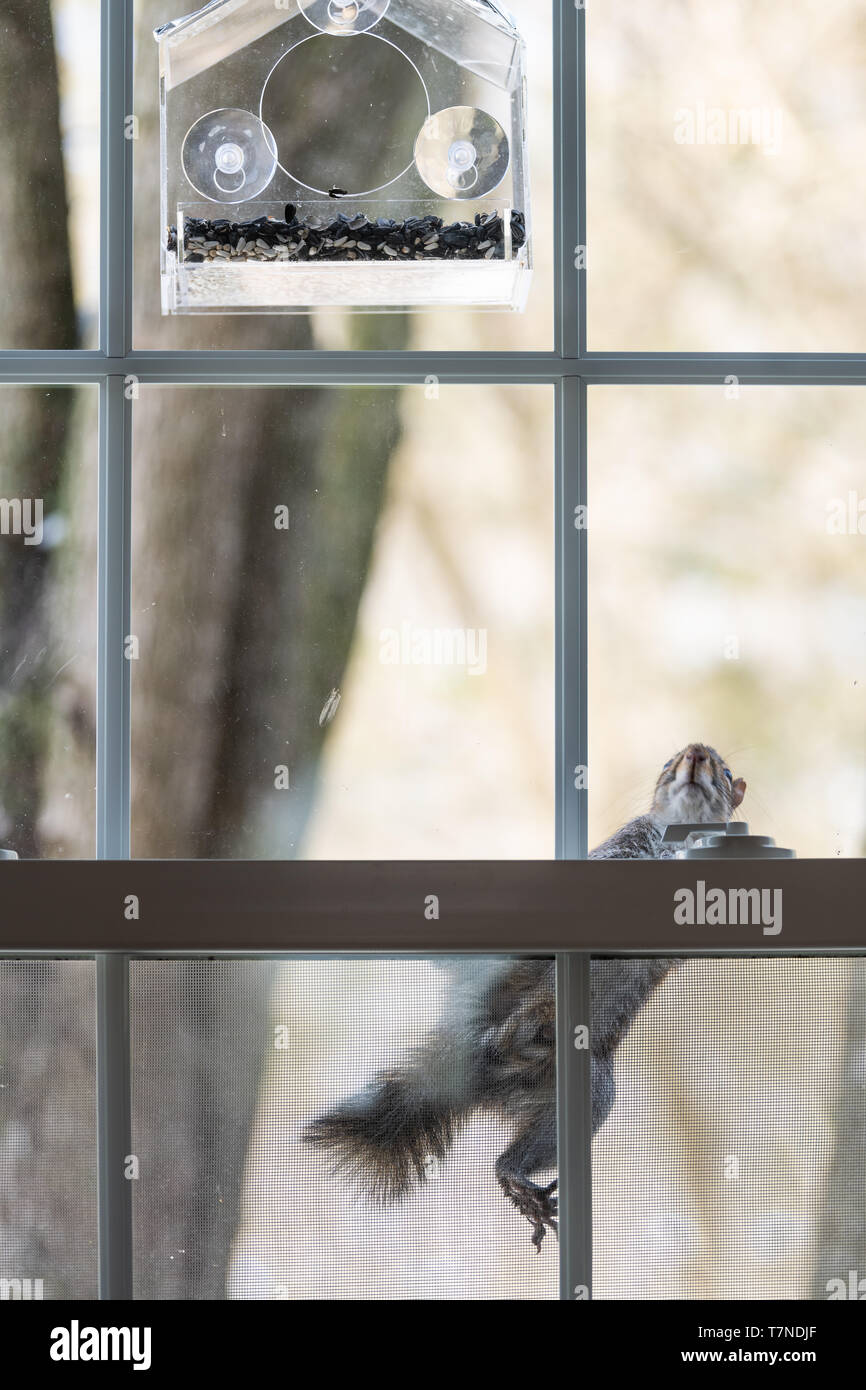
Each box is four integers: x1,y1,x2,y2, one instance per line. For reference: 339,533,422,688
662,821,796,860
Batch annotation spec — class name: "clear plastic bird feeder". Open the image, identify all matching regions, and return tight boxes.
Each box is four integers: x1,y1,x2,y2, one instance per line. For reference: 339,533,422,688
155,0,532,315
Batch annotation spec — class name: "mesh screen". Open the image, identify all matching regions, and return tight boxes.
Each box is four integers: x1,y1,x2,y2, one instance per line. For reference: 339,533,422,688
131,958,558,1300
129,955,866,1299
593,957,866,1299
0,959,98,1299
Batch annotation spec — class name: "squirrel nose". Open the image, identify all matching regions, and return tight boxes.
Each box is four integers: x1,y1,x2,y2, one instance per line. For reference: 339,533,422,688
686,747,707,764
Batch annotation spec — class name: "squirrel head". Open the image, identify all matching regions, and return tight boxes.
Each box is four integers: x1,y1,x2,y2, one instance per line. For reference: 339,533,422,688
651,743,746,825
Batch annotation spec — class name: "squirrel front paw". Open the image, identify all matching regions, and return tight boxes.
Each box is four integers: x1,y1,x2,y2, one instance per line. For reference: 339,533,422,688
498,1175,558,1251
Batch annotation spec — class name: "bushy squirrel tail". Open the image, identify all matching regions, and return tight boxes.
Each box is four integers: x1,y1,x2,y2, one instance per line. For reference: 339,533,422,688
302,1066,461,1204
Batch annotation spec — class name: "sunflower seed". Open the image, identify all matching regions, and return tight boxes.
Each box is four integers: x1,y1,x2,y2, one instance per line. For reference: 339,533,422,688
175,210,526,267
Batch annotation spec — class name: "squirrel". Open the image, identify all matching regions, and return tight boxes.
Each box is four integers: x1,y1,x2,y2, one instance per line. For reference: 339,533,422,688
303,743,747,1250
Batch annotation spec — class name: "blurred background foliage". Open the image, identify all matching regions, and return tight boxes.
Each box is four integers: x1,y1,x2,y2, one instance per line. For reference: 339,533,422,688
587,0,866,352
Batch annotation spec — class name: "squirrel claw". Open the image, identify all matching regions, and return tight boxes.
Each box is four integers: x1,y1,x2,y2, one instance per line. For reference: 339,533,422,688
498,1175,558,1251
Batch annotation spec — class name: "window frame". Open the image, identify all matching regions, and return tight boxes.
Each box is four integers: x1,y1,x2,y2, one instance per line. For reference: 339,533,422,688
0,0,865,1303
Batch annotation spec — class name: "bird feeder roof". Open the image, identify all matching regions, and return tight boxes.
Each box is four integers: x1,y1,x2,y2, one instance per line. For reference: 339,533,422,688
155,0,522,91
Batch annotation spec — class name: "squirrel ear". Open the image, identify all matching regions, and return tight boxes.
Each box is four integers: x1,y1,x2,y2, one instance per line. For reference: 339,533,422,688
731,777,746,809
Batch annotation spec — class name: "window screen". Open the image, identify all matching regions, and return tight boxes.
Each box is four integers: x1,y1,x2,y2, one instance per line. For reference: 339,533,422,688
593,957,866,1300
131,958,558,1300
0,959,98,1299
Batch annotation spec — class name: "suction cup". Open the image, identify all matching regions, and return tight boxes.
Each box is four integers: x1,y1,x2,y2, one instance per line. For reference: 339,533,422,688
299,0,390,34
414,107,510,199
181,108,278,203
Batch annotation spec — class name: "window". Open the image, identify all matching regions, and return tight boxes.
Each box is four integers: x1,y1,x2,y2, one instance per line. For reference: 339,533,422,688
0,0,863,1308
130,384,555,858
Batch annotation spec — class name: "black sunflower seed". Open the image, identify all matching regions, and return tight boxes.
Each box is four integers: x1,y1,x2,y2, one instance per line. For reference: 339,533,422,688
170,211,527,265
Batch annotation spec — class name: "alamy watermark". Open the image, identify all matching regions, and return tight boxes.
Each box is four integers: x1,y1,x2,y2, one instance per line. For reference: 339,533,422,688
50,1321,152,1371
674,881,783,936
380,622,488,676
674,103,783,156
0,497,43,546
0,1275,44,1300
826,1270,866,1300
826,491,866,535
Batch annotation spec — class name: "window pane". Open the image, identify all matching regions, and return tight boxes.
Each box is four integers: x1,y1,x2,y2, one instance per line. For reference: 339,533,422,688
587,0,866,350
0,1,99,349
0,959,98,1299
133,0,553,349
131,958,558,1300
0,387,98,859
588,386,866,860
593,959,865,1299
131,385,554,858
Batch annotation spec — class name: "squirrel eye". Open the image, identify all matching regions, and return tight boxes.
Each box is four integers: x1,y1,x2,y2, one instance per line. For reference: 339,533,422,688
663,758,673,769
724,768,732,780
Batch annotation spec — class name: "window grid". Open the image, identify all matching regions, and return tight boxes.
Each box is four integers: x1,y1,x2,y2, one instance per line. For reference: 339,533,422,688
0,0,862,1302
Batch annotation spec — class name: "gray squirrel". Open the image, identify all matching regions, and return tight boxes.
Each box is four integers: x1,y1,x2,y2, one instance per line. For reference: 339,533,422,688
303,743,747,1250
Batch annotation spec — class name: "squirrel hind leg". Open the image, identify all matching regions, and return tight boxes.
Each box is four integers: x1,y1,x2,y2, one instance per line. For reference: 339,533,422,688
498,1173,558,1251
495,1109,558,1251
